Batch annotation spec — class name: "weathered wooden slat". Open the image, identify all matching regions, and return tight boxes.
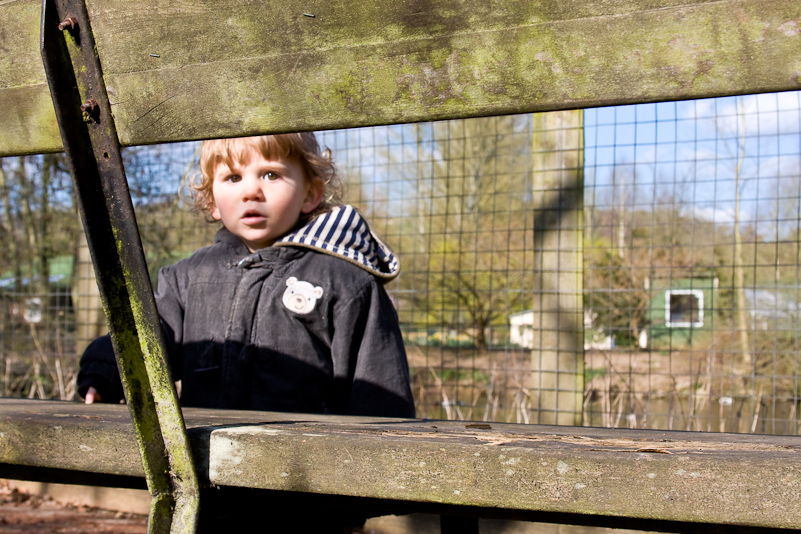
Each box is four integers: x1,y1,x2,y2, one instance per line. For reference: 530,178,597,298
1,0,800,156
1,400,801,531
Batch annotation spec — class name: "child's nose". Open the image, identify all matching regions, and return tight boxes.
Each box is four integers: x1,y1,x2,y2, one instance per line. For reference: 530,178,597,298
241,176,265,200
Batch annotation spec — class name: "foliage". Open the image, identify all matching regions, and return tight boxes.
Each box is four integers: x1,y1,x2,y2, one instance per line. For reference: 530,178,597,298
585,236,651,346
0,145,215,399
122,143,218,282
380,116,536,347
585,196,718,346
0,155,77,291
0,155,80,400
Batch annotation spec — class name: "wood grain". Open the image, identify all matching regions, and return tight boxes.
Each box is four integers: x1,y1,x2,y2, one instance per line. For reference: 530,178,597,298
1,400,801,529
1,0,800,155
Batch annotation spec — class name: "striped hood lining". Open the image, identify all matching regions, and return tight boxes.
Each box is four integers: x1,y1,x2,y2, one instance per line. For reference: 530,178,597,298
274,205,400,280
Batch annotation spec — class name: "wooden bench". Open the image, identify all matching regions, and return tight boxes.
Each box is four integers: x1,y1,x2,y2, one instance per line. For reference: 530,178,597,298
2,399,801,532
2,0,800,531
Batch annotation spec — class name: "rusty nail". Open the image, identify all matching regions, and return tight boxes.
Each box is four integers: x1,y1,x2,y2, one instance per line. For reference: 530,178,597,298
58,16,77,31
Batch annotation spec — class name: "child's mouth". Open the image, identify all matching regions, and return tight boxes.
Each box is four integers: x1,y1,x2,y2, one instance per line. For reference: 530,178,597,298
242,211,265,224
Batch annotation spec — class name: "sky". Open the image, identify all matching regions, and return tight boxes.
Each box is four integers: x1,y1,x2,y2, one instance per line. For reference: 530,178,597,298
583,91,801,233
110,90,801,237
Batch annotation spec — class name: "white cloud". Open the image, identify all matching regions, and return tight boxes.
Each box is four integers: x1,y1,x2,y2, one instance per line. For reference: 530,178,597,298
681,92,801,136
689,205,739,225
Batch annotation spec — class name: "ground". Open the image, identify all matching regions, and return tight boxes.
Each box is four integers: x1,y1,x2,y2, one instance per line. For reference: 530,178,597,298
0,482,392,534
0,481,146,534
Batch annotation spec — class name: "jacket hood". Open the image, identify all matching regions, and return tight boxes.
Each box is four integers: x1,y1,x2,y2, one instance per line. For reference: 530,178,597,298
274,205,400,280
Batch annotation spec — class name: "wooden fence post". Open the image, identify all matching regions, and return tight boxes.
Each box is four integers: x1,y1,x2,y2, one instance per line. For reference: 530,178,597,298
529,110,584,426
73,217,107,359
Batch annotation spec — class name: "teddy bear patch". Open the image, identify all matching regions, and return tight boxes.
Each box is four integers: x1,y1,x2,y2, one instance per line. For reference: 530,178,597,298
282,276,324,314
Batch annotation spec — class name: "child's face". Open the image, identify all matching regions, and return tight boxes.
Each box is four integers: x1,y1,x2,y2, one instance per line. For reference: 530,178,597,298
211,150,322,251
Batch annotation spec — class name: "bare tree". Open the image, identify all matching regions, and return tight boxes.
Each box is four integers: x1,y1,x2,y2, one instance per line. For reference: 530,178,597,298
399,116,535,346
725,97,752,366
0,160,22,293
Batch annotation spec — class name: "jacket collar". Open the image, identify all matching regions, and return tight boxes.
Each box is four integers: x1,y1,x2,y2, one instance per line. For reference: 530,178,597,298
275,205,400,280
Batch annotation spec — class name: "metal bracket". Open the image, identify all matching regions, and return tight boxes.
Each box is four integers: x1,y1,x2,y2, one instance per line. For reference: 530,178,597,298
40,1,199,532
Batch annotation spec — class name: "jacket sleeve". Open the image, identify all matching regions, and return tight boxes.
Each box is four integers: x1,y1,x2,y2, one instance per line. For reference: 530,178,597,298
77,334,125,403
331,280,415,418
76,263,186,402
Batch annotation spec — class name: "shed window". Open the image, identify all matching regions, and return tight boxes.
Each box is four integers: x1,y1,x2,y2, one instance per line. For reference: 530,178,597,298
665,290,704,328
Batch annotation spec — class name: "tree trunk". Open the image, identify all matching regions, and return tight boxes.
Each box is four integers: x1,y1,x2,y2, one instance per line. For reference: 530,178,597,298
38,155,53,298
474,322,487,348
415,124,426,251
0,160,22,293
733,98,751,367
19,157,40,294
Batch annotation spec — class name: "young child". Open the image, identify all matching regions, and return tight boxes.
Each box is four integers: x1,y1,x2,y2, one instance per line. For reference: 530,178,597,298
77,133,415,418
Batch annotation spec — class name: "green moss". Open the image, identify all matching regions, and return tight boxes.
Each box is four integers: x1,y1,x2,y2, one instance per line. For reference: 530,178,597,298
7,0,801,154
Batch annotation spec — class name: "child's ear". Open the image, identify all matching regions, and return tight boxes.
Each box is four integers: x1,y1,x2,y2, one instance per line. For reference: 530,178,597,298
301,177,325,214
210,200,222,221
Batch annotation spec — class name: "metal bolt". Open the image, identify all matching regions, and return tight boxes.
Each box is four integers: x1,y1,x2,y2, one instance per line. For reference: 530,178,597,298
81,99,99,122
58,16,77,31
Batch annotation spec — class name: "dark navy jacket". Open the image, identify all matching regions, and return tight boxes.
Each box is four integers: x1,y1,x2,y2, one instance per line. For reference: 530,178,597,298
77,206,415,418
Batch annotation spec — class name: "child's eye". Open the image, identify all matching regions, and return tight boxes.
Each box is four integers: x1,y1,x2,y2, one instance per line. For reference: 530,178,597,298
263,172,279,181
227,174,242,183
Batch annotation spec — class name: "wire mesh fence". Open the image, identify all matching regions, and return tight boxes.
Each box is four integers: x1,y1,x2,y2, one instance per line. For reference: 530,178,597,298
1,90,799,434
584,92,801,434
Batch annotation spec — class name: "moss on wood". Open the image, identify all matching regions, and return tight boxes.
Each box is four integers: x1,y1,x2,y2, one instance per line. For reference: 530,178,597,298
2,400,801,529
1,0,800,155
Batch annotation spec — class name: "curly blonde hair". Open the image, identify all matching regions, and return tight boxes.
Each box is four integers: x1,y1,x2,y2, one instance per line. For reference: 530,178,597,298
185,133,343,222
